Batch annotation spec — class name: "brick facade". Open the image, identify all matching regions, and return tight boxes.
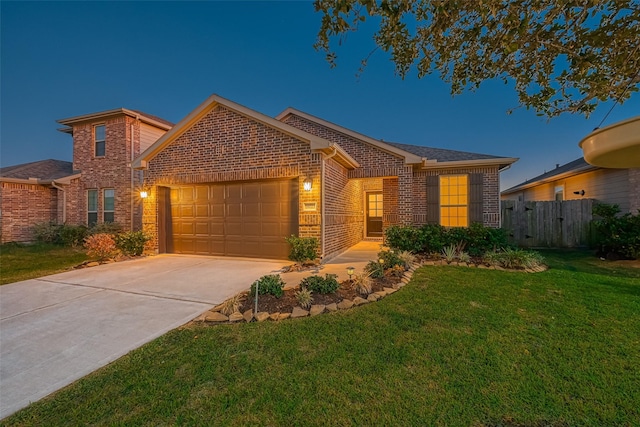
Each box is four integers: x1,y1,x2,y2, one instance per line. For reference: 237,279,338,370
0,182,57,242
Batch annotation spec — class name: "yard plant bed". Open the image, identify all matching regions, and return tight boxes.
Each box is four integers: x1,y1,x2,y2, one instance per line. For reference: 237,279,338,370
3,250,639,426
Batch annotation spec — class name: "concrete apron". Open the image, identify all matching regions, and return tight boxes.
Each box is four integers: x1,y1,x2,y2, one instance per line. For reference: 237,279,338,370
0,255,284,420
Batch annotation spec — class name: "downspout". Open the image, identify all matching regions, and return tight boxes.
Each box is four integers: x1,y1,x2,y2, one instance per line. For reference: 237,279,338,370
130,118,138,231
50,181,66,223
321,145,338,260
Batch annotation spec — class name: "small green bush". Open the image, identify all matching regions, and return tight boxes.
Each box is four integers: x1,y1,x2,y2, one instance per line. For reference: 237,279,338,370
378,250,404,270
32,222,61,244
364,260,385,278
483,248,545,269
592,203,640,259
285,235,319,264
384,225,424,253
295,288,313,309
89,222,122,235
251,274,285,298
58,225,89,247
115,231,150,256
84,233,119,261
300,274,339,294
420,224,447,253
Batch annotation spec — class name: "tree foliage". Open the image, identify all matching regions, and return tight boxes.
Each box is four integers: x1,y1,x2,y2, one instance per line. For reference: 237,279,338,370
314,0,640,117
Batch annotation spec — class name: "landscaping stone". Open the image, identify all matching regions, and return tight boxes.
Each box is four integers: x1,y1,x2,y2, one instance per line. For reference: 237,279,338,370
228,312,244,322
478,264,489,269
326,303,338,312
423,261,435,266
310,305,325,316
269,312,281,321
243,309,254,322
374,291,387,298
205,311,228,322
86,262,99,267
255,312,270,322
367,294,379,302
278,313,291,320
337,299,354,310
291,307,309,318
383,287,397,294
353,297,368,306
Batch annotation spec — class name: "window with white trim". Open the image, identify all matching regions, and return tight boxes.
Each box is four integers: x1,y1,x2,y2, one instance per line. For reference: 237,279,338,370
94,124,105,157
87,189,98,226
440,175,468,227
103,189,115,223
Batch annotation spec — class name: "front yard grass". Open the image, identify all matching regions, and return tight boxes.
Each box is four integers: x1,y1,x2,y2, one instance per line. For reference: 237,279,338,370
3,250,639,426
0,243,88,285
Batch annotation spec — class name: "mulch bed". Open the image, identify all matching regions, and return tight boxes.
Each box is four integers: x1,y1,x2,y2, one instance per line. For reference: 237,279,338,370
237,277,399,315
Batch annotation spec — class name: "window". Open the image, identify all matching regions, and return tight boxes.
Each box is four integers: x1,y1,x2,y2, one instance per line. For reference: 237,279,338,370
554,185,564,201
87,189,98,226
440,175,468,227
103,189,115,223
94,124,105,157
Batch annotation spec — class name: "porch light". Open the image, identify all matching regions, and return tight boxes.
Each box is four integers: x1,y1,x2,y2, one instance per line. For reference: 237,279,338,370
140,190,148,199
347,266,355,279
303,177,313,192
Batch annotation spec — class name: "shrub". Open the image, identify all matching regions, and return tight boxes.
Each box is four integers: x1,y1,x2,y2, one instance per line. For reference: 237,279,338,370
378,250,404,269
397,250,416,269
295,288,313,309
353,272,373,296
219,294,244,316
420,224,447,254
32,222,61,244
364,260,385,278
592,203,640,259
385,225,424,253
300,274,339,294
384,264,406,281
251,274,286,298
465,222,509,257
483,248,546,269
58,225,89,247
115,231,150,256
84,233,119,260
285,235,319,264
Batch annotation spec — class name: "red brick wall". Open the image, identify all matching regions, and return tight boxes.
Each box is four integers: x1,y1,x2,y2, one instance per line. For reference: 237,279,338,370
143,105,322,254
0,182,57,242
68,115,143,230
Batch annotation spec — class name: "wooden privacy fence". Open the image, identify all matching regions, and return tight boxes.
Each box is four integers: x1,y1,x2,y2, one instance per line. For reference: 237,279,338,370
501,199,594,248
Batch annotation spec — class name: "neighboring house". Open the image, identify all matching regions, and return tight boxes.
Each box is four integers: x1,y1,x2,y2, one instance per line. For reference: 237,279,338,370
501,157,640,214
0,109,172,243
133,94,517,261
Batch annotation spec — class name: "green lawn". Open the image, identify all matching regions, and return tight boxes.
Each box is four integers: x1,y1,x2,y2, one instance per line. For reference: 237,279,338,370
0,243,88,285
3,250,639,426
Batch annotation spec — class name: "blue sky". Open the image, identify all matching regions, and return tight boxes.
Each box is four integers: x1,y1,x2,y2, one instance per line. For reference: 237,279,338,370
1,1,638,190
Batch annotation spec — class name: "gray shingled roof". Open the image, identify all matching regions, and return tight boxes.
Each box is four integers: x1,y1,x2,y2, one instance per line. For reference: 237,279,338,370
385,141,508,162
502,157,596,193
0,159,75,180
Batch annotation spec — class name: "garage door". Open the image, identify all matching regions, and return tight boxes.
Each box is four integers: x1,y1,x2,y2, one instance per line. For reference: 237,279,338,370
168,179,298,259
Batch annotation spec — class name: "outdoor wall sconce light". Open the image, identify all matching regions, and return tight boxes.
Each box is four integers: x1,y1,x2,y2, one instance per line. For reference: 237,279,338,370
573,190,586,196
140,190,148,199
303,177,313,192
346,266,355,279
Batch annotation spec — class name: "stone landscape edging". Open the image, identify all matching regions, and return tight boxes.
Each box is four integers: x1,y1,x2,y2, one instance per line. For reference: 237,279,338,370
195,259,548,324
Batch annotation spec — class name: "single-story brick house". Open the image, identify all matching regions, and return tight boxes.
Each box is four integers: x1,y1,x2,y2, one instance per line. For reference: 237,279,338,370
133,94,517,260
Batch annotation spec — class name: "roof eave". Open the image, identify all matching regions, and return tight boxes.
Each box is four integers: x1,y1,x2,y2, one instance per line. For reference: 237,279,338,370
277,108,423,165
57,108,172,131
420,157,519,170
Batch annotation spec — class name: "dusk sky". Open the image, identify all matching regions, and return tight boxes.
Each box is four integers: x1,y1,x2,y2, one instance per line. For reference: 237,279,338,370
1,1,638,190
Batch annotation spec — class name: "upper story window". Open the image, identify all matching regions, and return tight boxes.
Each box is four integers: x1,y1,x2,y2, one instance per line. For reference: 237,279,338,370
87,189,98,227
103,189,115,223
440,175,468,227
555,185,564,201
94,124,106,157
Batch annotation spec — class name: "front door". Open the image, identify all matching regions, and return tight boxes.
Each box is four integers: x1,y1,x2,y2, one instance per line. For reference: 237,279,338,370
366,192,383,238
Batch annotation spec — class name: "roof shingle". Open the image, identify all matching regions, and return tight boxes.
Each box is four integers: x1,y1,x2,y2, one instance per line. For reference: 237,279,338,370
0,159,75,180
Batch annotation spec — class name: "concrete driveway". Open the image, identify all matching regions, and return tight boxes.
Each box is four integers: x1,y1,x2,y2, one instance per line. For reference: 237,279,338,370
0,254,285,419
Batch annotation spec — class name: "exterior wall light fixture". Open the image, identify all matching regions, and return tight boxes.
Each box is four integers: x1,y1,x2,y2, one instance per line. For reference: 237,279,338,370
140,190,148,199
303,177,313,192
573,190,585,196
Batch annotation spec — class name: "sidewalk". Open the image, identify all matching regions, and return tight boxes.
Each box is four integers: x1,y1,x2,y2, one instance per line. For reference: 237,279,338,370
281,240,383,287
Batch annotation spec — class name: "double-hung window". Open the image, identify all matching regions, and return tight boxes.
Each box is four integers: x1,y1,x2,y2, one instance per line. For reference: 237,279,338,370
103,189,115,223
440,175,468,227
87,189,98,226
94,125,105,157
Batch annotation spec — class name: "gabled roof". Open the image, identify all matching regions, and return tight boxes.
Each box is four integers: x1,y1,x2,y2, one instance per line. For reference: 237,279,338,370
501,157,598,195
276,108,517,170
133,94,360,170
57,108,174,134
0,159,75,182
276,108,423,165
